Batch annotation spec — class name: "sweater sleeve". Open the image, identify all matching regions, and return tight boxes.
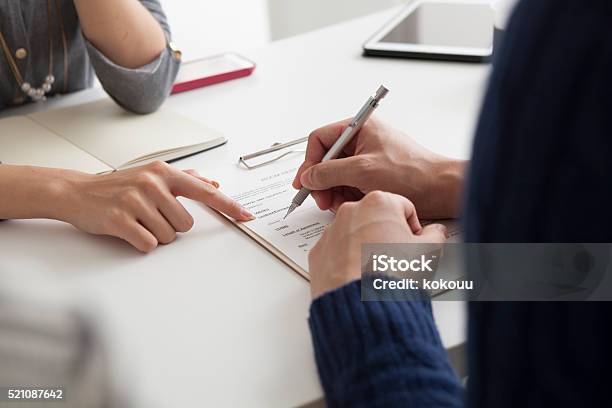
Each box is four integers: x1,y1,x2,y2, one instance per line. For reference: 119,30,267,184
85,0,180,114
309,280,463,407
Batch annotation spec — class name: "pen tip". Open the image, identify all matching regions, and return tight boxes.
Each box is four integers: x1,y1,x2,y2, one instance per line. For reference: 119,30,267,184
284,204,297,219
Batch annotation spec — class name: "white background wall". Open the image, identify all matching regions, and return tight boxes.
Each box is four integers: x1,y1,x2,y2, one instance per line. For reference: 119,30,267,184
160,0,407,61
160,0,271,61
267,0,405,40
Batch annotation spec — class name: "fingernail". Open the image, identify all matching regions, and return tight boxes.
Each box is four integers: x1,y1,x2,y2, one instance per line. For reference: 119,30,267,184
212,180,220,189
240,208,255,220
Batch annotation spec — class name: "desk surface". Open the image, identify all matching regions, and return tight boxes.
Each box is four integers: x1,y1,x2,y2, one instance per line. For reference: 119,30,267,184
0,8,488,408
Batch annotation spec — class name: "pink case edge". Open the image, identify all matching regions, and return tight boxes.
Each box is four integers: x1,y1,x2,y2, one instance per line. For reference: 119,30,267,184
171,53,256,95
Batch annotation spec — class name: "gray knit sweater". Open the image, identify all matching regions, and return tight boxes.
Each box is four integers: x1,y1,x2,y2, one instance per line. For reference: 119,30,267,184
0,0,180,113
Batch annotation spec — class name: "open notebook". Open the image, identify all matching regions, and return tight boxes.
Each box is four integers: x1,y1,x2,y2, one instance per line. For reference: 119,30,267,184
0,99,226,174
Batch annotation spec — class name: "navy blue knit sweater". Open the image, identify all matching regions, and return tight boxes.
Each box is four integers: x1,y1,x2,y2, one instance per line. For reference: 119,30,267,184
309,1,612,407
310,280,463,407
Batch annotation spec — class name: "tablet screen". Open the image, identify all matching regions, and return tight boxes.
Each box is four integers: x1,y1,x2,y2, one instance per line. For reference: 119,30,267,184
380,3,493,48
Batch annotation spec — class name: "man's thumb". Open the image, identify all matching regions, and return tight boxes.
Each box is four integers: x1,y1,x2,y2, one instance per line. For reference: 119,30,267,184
300,157,361,190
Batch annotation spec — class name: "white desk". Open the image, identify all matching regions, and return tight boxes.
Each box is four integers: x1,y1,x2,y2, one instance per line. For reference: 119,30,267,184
0,8,488,408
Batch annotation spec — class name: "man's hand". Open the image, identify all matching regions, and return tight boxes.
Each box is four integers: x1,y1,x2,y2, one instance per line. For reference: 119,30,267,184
57,161,253,252
293,117,466,219
309,191,448,299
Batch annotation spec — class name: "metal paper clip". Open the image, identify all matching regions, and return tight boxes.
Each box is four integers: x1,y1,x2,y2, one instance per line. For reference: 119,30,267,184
238,136,308,170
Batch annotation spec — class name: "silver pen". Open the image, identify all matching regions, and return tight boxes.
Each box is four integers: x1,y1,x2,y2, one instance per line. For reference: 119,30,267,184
284,85,390,219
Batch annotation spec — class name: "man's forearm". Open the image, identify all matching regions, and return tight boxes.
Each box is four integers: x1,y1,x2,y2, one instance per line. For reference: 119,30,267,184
309,281,464,407
0,165,72,221
73,0,167,69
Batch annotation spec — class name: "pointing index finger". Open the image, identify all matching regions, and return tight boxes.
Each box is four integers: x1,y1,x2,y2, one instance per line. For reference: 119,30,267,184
169,170,254,221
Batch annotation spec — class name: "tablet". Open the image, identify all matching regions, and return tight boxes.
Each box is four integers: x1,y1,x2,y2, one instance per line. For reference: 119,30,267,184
363,0,494,62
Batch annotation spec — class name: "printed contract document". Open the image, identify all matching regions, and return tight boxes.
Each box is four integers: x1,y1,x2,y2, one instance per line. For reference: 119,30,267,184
211,153,461,280
219,155,332,279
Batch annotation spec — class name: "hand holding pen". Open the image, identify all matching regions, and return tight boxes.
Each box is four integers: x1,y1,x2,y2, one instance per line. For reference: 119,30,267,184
285,85,389,218
292,88,465,220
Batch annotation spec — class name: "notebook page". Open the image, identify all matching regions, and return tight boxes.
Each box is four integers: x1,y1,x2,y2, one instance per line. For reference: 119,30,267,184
0,116,112,174
28,100,225,170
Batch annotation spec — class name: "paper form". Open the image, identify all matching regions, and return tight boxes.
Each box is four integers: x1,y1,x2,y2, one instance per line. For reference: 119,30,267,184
219,156,334,276
214,154,462,279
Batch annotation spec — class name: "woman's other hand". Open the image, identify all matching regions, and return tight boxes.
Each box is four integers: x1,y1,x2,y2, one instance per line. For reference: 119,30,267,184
58,161,253,252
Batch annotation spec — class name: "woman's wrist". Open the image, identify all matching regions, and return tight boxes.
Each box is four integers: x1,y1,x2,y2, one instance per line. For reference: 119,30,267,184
0,165,86,222
43,169,86,223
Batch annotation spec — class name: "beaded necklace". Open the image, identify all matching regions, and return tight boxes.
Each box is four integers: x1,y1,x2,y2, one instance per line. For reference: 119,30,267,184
0,0,68,102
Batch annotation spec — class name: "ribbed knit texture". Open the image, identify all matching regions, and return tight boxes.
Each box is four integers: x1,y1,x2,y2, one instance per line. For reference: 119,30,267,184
463,1,612,407
309,280,463,407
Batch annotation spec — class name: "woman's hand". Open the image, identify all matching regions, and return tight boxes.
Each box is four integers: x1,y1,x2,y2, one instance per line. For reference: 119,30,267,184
293,118,466,219
309,191,448,299
55,161,253,252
